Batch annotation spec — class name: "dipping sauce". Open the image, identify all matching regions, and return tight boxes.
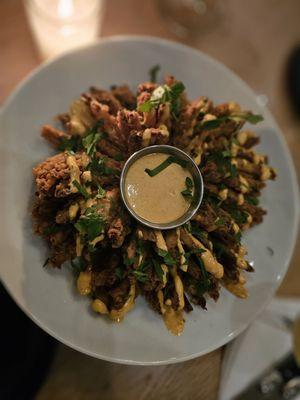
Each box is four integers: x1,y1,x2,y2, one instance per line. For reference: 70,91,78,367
125,153,193,224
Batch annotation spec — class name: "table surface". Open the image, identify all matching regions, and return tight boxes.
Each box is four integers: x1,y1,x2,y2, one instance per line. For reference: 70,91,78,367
1,1,299,399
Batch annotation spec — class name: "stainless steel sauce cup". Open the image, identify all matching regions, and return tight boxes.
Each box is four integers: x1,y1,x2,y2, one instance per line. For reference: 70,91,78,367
120,145,204,230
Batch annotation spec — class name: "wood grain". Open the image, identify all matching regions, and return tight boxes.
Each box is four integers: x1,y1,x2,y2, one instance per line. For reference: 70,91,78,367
0,1,299,399
36,346,221,400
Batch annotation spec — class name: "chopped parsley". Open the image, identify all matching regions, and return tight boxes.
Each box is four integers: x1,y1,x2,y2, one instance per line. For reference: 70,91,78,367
72,180,90,199
157,249,176,266
222,149,232,158
245,195,259,206
235,231,242,243
201,113,263,131
207,151,237,178
149,64,161,83
181,176,194,200
145,155,188,177
214,217,226,227
138,82,185,113
195,254,208,278
231,113,264,124
132,270,149,282
58,136,82,152
185,255,212,296
75,205,105,242
201,118,223,131
227,206,248,225
185,223,208,242
184,247,206,262
130,259,151,282
89,156,120,177
96,183,106,199
123,256,137,266
82,130,101,156
152,259,164,281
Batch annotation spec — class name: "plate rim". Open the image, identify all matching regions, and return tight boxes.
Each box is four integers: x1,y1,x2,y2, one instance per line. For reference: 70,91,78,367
0,34,299,365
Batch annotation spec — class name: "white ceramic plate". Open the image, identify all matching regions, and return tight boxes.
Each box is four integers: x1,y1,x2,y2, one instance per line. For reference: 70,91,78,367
0,36,298,365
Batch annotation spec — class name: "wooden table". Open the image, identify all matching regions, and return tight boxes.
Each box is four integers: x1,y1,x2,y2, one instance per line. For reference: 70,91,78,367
1,1,299,399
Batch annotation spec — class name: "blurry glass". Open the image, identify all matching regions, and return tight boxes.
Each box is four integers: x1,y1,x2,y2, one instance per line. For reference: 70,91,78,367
24,0,105,60
156,0,222,38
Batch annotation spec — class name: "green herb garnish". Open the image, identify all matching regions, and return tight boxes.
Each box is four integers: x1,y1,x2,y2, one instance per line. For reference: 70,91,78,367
96,183,106,199
201,113,263,131
222,149,232,158
75,205,105,242
72,180,90,199
181,176,194,200
215,217,225,227
185,254,212,296
245,195,259,206
157,249,176,266
43,224,61,235
58,136,83,152
207,151,237,178
231,113,264,124
152,259,164,281
131,258,151,282
82,131,101,156
138,82,185,113
132,270,149,282
89,157,120,177
184,247,206,262
123,256,137,266
188,224,208,242
149,64,161,83
201,118,223,131
231,137,240,146
227,206,248,225
145,155,188,177
235,231,242,243
194,254,208,279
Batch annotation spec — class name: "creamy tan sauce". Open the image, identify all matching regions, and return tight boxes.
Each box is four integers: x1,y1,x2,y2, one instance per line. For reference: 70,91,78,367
180,229,224,279
163,307,184,336
109,283,136,322
76,235,83,257
125,153,193,224
224,281,248,299
92,299,108,314
91,284,136,322
69,203,79,220
157,290,185,336
77,271,92,296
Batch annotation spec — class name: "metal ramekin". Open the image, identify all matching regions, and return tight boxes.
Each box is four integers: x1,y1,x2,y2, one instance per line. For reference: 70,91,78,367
120,145,204,230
